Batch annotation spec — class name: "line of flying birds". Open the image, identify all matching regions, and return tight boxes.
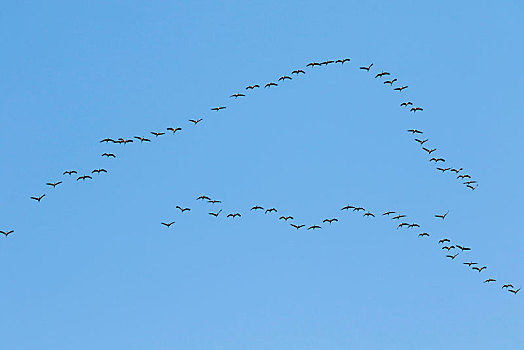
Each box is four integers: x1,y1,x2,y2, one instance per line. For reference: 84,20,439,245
3,56,501,293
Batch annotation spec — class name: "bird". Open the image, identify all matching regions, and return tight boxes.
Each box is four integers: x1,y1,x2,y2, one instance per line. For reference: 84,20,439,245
101,153,116,158
251,206,264,211
508,288,520,294
211,106,226,111
439,238,450,244
502,284,514,289
484,279,496,283
466,184,478,191
415,138,428,145
456,245,471,251
290,224,305,230
457,174,471,179
189,118,203,125
176,206,191,213
375,71,389,78
446,253,459,259
1,230,14,237
394,86,408,92
363,212,375,217
450,168,463,173
209,210,222,217
435,211,449,219
292,69,306,74
31,193,45,203
408,223,420,228
230,93,245,98
383,79,397,85
307,225,322,230
208,200,222,204
430,158,446,163
245,85,260,90
463,262,478,267
442,246,455,251
76,175,92,181
167,127,182,134
161,221,175,227
265,82,278,88
423,147,437,155
134,136,151,142
278,75,292,81
463,181,477,185
411,107,423,113
196,195,211,201
360,63,373,71
407,129,423,134
397,222,410,229
391,215,406,220
382,211,396,216
401,102,413,107
63,170,78,175
437,167,451,172
323,218,338,224
279,216,294,221
91,169,107,174
353,207,365,212
418,232,430,237
227,213,241,218
473,266,487,272
46,181,62,188
341,205,355,211
265,208,277,214
320,60,335,65
151,131,165,137
100,138,115,143
306,62,321,67
336,58,351,64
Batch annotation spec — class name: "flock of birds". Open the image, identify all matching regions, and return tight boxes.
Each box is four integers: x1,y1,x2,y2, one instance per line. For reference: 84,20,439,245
3,57,517,295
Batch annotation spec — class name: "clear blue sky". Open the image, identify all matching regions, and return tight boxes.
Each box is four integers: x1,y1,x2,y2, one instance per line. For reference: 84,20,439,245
1,1,523,349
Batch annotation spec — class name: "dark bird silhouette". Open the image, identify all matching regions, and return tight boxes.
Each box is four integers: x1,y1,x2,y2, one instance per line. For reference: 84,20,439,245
456,245,471,251
408,223,420,228
418,232,430,237
415,138,428,145
77,175,92,181
161,221,175,227
466,184,478,191
278,75,292,81
101,153,116,158
208,200,222,204
430,158,446,163
151,131,165,137
437,167,451,172
508,288,520,294
230,93,245,98
306,62,321,67
265,82,278,88
307,225,322,230
411,107,423,113
397,222,410,229
423,147,437,155
439,238,450,244
451,168,463,173
394,86,408,92
435,211,449,219
100,138,115,143
31,194,46,202
360,63,373,71
63,170,78,175
91,169,107,174
209,210,222,217
408,129,423,134
463,181,477,185
335,58,350,64
382,211,395,216
473,266,487,272
320,60,335,66
442,246,455,251
167,127,182,134
211,106,226,111
290,224,305,230
196,195,211,201
265,208,277,214
46,181,62,188
176,206,191,213
502,284,514,289
251,206,264,211
1,230,14,237
401,102,413,107
463,262,478,267
292,69,306,74
227,213,241,218
353,207,365,212
189,118,203,125
375,71,389,78
392,215,406,220
245,85,260,90
484,279,496,283
384,79,397,85
363,212,375,217
279,216,294,221
341,205,355,211
323,218,338,224
134,136,151,142
446,253,459,259
457,174,471,179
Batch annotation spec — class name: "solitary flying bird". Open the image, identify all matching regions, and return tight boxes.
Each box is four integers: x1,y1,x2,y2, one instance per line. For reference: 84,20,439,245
161,221,175,227
435,211,449,219
102,153,116,158
211,106,226,111
31,194,46,202
1,230,14,237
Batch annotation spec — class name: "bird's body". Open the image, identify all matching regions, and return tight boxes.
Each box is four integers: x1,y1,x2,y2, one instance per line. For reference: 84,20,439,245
211,106,226,111
161,221,175,227
1,230,14,237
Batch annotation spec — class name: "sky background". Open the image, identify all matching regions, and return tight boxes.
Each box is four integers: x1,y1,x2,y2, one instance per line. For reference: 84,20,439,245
1,0,523,349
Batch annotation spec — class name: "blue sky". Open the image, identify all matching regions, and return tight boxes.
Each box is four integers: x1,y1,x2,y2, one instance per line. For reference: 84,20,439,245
1,1,523,348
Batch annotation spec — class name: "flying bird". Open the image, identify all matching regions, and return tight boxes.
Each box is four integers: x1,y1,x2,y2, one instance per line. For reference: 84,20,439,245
100,138,115,143
456,245,471,251
176,206,191,213
278,75,292,81
77,175,92,181
151,131,165,137
363,212,375,217
397,222,410,229
196,195,211,201
161,221,175,227
442,246,455,251
307,225,322,230
446,253,459,260
279,216,294,221
189,118,203,125
508,288,520,294
251,206,264,211
265,208,277,214
407,129,423,134
320,60,335,65
401,102,413,107
245,85,260,90
46,181,62,188
392,215,406,220
323,218,338,224
473,266,487,272
383,211,395,216
134,136,151,142
341,205,355,211
435,211,449,219
167,127,182,134
430,158,446,163
335,58,350,64
208,200,222,204
439,239,450,244
394,86,408,92
423,147,437,155
91,169,107,174
466,184,478,191
306,62,321,67
484,279,496,283
1,230,14,237
265,82,278,88
408,223,420,228
211,106,226,111
227,213,241,218
437,167,451,172
102,153,116,158
463,262,478,267
31,194,46,202
457,174,471,179
290,224,305,230
292,69,306,74
383,79,397,85
411,107,423,113
418,232,430,237
360,63,373,71
451,168,463,173
353,207,365,212
415,138,428,145
63,170,78,175
230,93,245,98
502,284,514,289
375,71,389,78
209,210,222,217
